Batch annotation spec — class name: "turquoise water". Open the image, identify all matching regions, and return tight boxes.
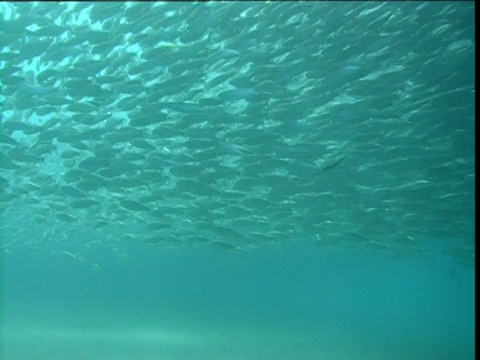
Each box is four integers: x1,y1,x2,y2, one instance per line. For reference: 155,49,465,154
1,243,475,359
0,1,475,359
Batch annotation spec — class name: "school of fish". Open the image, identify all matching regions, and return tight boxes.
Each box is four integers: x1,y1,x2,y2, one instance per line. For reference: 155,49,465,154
0,2,475,266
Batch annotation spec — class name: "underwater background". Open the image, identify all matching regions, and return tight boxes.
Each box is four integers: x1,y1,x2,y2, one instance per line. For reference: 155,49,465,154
0,2,475,359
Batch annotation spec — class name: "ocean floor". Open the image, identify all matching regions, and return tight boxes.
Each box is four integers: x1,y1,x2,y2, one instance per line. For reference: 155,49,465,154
1,302,474,360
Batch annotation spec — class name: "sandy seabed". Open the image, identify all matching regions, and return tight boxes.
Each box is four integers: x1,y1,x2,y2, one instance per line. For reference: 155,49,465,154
1,305,474,360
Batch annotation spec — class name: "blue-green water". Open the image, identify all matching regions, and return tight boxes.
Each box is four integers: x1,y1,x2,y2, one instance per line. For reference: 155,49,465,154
0,2,475,359
2,244,475,359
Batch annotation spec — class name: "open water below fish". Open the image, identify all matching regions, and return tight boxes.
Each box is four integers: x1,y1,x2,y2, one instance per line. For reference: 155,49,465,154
1,242,474,360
